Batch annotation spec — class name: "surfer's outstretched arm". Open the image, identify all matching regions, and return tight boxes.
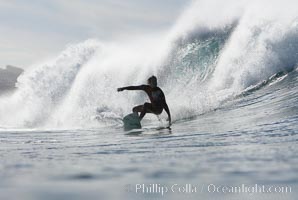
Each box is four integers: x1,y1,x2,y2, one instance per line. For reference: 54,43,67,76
163,103,171,126
117,85,146,92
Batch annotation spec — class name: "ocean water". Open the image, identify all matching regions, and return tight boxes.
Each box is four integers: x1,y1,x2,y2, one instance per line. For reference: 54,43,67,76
1,0,298,199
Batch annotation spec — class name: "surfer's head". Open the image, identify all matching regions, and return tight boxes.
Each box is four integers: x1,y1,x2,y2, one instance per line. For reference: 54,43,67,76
148,76,157,87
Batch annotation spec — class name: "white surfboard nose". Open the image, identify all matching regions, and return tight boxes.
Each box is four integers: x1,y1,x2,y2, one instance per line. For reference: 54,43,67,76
123,113,142,130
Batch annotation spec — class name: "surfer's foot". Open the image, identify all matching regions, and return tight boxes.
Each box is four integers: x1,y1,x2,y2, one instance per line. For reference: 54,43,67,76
133,112,139,117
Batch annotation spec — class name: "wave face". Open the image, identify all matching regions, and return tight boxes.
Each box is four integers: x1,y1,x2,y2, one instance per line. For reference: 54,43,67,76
0,0,297,129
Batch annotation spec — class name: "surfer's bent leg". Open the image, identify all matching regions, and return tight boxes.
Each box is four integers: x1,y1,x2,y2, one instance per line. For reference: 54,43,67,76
132,105,143,114
139,103,153,120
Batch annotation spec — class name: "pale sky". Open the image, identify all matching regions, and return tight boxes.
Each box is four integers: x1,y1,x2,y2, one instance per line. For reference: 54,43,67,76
0,0,190,68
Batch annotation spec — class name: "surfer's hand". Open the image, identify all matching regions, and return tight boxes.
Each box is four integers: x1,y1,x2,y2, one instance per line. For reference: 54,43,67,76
167,121,172,128
166,117,171,124
117,88,124,92
166,117,172,126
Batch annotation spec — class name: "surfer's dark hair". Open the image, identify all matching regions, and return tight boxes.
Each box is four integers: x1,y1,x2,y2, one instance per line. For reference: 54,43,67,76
148,75,157,87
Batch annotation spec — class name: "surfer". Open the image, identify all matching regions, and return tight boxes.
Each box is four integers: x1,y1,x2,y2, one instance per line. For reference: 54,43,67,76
117,76,171,126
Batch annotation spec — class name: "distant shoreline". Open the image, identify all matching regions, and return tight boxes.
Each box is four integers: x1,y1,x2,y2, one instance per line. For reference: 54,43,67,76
0,65,24,94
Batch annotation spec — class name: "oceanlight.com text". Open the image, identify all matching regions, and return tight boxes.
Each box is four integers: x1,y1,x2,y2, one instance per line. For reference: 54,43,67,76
125,183,292,196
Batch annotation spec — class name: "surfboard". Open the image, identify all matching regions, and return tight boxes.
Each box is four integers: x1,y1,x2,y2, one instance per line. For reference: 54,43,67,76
123,113,142,130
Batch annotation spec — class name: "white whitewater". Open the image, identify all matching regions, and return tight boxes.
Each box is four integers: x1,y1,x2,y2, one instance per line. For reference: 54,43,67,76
0,0,297,129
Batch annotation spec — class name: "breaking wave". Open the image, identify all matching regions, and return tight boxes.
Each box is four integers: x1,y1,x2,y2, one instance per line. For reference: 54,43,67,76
0,0,297,129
